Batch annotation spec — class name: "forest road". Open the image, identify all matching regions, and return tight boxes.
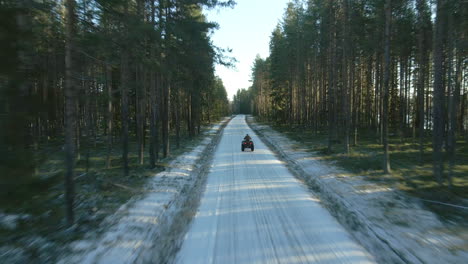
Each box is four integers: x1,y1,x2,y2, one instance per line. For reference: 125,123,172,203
174,115,376,264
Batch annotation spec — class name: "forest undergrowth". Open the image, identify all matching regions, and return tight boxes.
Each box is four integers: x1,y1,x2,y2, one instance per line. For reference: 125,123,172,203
0,125,212,262
267,122,468,224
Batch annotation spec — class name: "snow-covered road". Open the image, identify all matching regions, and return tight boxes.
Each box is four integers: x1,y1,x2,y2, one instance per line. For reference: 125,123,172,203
175,116,375,264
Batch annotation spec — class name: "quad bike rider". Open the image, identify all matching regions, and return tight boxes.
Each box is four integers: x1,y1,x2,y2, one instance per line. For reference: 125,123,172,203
242,134,254,151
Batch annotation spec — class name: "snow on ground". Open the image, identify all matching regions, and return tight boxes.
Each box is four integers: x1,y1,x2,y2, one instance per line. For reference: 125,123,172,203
174,116,376,264
58,118,230,264
0,213,30,230
247,116,468,264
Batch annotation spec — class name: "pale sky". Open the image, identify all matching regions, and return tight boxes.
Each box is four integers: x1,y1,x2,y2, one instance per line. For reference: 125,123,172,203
205,0,291,100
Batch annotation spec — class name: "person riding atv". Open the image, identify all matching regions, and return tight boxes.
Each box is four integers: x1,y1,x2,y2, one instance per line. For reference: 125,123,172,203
242,134,254,151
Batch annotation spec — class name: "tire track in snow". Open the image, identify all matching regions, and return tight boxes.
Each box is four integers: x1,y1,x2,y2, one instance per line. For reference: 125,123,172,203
174,115,375,264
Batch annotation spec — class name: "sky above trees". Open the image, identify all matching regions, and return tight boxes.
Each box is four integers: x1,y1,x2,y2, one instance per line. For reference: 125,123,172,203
206,0,290,100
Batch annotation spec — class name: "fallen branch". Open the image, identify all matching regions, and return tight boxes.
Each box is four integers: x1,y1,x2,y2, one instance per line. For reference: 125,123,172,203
75,173,87,180
416,198,468,210
109,182,138,192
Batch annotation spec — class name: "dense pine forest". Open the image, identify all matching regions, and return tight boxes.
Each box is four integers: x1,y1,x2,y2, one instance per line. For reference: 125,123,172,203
1,0,468,262
1,0,232,226
238,0,467,197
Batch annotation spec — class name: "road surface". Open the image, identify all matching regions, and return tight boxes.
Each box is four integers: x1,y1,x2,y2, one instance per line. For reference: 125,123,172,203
175,116,375,264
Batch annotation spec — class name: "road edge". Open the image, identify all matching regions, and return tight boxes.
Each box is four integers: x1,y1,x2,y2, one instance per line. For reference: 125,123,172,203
246,115,420,264
142,116,233,263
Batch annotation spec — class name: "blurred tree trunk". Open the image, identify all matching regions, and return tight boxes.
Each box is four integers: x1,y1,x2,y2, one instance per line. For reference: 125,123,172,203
382,0,392,174
343,0,350,154
161,76,170,158
149,71,158,168
136,64,145,165
64,0,77,225
416,0,429,164
447,7,461,186
75,100,81,160
121,51,130,176
106,65,113,169
120,2,130,176
327,1,336,153
149,0,159,168
84,70,92,173
432,0,447,185
175,82,181,149
136,0,145,165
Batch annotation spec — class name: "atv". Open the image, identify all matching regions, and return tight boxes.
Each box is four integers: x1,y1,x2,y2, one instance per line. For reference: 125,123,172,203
241,140,254,152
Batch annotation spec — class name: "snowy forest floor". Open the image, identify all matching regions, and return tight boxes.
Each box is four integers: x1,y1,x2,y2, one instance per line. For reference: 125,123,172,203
256,120,468,223
3,115,467,263
0,118,229,263
248,116,468,263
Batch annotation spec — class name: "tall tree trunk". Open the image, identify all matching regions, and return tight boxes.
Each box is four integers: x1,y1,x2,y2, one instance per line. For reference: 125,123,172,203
366,58,373,129
327,2,336,153
353,57,361,146
156,73,162,161
374,53,381,137
120,36,130,176
289,77,293,126
415,0,428,163
162,78,170,157
149,1,158,168
64,0,77,225
343,0,350,154
106,65,113,169
92,71,98,147
175,83,180,149
84,72,92,173
137,64,145,165
161,1,171,157
149,71,160,168
121,2,131,176
121,52,130,176
382,0,392,174
75,100,81,160
432,0,447,185
187,94,193,137
399,58,406,135
447,13,460,186
136,0,146,165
